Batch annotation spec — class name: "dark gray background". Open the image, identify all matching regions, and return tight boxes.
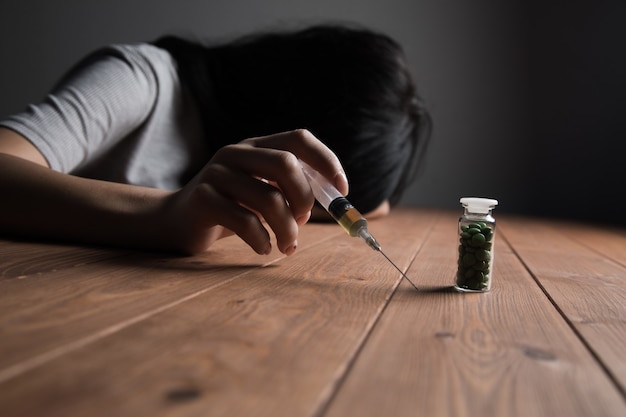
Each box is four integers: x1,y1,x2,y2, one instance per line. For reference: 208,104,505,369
1,0,624,225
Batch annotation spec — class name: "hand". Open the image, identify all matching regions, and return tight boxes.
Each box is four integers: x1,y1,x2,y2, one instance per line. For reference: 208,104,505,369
163,129,349,255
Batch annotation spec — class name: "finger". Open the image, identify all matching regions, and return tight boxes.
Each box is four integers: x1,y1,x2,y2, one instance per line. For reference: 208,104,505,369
193,183,273,255
264,179,311,225
242,129,349,195
206,164,300,254
211,145,315,221
219,228,235,239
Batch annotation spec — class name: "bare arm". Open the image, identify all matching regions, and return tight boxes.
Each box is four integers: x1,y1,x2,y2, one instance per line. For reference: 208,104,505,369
0,127,175,251
0,128,348,255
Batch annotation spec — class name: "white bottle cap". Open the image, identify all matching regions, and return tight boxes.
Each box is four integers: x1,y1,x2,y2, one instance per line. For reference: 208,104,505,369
460,197,499,214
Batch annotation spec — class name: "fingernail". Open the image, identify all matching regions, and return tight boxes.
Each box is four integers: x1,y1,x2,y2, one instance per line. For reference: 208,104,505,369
284,241,297,256
296,211,311,225
262,242,272,255
334,172,349,195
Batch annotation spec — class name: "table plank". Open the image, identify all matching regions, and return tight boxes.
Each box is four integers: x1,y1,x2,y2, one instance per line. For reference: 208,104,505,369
323,212,626,417
498,216,626,394
0,209,436,417
558,220,626,267
0,223,343,381
0,239,130,281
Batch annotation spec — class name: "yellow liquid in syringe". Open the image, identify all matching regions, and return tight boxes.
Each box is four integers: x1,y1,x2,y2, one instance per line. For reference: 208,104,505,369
334,206,368,237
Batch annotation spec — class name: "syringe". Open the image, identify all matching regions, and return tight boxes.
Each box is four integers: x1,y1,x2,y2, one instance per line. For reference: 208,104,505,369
300,161,419,291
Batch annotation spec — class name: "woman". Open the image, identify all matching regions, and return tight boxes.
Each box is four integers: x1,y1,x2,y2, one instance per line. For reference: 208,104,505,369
0,24,431,255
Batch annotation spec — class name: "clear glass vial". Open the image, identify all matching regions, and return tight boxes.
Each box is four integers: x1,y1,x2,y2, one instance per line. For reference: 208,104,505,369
455,197,498,292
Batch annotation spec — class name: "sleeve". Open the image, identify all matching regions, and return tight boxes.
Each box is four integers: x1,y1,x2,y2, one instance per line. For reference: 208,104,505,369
0,45,160,173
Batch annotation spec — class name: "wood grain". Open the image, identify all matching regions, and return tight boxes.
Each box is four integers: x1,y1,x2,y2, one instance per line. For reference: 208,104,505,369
0,209,437,417
1,208,624,417
0,239,129,281
0,222,343,381
498,216,626,394
324,212,626,417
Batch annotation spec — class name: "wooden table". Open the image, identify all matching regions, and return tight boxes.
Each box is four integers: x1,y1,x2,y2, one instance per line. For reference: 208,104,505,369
1,208,625,417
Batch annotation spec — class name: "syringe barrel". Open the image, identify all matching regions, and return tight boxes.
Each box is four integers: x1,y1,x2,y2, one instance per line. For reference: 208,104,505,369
328,197,368,237
300,160,381,251
300,161,370,237
300,161,343,210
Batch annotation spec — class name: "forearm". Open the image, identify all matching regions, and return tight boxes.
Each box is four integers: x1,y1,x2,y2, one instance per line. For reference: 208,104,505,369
0,129,350,256
0,154,175,251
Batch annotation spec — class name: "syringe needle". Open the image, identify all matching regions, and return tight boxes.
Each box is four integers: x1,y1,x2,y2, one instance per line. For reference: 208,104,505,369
358,229,419,291
300,161,419,291
378,249,419,291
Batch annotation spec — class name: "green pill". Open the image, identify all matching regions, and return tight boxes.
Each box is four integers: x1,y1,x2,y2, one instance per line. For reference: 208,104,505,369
462,253,476,266
471,233,486,247
476,249,491,261
473,260,488,271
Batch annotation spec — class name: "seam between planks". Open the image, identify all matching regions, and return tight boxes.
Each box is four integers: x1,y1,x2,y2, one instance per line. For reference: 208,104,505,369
310,211,440,417
0,231,345,384
498,228,626,401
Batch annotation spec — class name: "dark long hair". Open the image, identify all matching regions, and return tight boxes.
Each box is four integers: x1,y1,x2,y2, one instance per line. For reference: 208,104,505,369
154,24,431,213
